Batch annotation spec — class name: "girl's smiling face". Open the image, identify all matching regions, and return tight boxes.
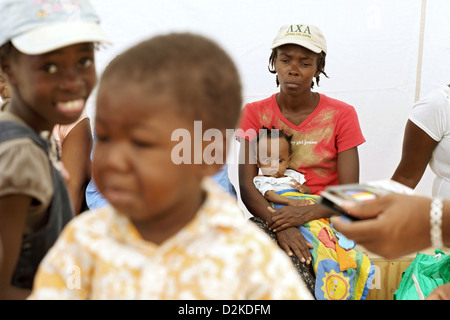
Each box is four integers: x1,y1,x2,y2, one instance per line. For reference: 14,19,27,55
4,43,97,131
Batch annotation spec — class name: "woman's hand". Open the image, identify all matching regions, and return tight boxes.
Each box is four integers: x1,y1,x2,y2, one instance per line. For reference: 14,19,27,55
426,283,450,300
332,193,432,259
268,205,316,232
276,227,313,264
267,205,316,264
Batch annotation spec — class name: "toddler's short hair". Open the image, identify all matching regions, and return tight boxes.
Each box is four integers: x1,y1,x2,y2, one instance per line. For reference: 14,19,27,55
101,33,242,131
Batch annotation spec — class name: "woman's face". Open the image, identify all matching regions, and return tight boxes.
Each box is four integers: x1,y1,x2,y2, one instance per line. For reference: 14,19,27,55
6,43,97,131
274,44,320,95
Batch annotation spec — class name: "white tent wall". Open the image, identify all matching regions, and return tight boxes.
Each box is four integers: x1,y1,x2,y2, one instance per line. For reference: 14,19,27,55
87,0,450,199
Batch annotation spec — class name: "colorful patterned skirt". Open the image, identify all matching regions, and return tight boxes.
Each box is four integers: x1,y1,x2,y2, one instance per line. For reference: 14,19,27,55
273,190,376,300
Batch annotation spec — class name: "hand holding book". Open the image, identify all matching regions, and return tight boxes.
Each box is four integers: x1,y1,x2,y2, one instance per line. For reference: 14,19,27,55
318,180,416,221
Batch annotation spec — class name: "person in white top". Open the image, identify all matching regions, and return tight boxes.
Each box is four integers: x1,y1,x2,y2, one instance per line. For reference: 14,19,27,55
392,85,450,199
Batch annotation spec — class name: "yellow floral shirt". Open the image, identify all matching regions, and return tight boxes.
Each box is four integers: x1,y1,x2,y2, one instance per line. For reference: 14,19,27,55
29,178,313,300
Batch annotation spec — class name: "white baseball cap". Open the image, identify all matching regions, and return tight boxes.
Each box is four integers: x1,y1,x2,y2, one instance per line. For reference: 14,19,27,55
271,24,327,54
0,0,110,55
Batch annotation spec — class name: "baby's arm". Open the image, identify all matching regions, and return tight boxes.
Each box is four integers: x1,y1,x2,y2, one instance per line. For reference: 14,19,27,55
290,179,312,194
264,191,311,207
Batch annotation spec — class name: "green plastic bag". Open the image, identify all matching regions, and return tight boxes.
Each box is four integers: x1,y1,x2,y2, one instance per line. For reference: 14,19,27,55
394,250,450,300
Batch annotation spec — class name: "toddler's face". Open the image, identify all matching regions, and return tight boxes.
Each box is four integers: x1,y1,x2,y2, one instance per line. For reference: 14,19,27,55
257,136,291,178
93,82,206,228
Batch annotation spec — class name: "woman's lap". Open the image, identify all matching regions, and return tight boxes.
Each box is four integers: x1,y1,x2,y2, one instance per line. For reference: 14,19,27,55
249,216,316,297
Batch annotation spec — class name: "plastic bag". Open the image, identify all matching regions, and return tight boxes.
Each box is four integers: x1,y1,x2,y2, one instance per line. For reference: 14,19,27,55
394,249,450,300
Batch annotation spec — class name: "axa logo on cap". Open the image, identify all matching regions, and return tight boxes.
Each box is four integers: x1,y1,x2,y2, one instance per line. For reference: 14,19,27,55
284,24,313,39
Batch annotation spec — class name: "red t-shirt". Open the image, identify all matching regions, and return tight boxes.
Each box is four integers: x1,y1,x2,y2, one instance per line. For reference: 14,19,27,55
237,93,365,194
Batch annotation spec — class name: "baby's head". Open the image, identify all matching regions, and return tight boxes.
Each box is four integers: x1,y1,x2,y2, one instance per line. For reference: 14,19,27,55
99,33,241,131
93,33,242,224
255,126,293,178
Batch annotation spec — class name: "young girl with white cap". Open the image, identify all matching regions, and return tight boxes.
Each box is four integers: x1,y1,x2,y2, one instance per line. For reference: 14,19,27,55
0,0,108,299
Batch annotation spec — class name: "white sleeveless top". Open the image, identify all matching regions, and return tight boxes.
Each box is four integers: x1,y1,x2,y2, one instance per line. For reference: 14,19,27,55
409,85,450,199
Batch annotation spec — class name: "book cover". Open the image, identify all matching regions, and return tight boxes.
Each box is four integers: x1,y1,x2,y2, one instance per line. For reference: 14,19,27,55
318,180,416,221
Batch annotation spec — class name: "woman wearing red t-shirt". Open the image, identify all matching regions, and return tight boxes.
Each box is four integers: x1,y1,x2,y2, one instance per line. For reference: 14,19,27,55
237,24,365,293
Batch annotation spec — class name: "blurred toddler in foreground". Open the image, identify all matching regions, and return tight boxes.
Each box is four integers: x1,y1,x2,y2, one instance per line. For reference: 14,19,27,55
29,33,313,300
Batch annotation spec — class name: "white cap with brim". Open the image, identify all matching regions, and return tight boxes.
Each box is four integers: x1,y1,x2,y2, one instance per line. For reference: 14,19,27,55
12,21,110,55
0,0,110,55
271,24,327,54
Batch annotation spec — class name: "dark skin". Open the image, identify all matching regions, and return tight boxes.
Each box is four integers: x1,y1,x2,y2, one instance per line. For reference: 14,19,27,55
0,43,96,299
239,44,360,264
391,119,439,188
3,43,96,132
390,86,450,301
333,194,450,259
60,118,93,214
0,71,10,100
392,85,450,187
427,283,450,300
332,193,450,299
256,136,312,206
94,81,223,245
3,49,94,215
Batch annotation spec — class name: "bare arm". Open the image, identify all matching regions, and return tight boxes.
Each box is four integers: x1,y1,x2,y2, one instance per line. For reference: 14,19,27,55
0,195,32,299
289,179,312,194
337,146,360,185
238,139,274,223
60,118,93,214
392,120,438,188
264,190,311,207
268,147,360,232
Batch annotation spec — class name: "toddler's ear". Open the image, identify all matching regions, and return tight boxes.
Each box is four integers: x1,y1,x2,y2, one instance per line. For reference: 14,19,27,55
200,134,226,177
200,132,230,178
